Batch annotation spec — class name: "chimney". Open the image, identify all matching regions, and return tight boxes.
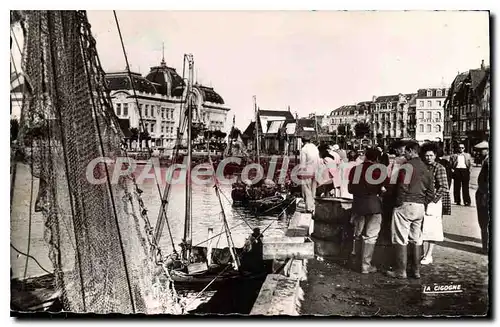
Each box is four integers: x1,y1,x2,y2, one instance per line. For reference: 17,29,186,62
481,59,485,70
372,95,377,102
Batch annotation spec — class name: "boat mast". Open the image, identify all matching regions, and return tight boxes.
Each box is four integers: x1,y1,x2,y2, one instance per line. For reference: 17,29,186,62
254,95,260,164
183,54,195,261
206,139,240,270
314,112,319,142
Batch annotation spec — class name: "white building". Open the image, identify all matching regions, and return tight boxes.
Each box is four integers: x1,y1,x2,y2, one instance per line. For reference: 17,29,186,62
325,103,370,134
106,59,230,149
415,88,448,143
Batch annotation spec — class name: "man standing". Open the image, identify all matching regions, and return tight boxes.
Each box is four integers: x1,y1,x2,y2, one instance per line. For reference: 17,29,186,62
450,143,472,206
348,148,386,273
475,141,489,254
387,141,434,279
380,141,407,243
299,136,320,213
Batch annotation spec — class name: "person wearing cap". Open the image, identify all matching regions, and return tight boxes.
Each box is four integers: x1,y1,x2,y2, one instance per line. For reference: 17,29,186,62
299,136,320,213
475,141,489,254
332,144,347,162
348,147,386,274
450,143,472,206
241,228,264,272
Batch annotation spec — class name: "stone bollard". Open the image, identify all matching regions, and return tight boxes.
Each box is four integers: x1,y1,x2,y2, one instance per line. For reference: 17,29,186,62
311,197,353,259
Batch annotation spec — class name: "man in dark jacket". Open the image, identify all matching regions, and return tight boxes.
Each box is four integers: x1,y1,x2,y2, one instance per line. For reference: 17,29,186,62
475,142,489,254
386,141,434,279
348,148,386,274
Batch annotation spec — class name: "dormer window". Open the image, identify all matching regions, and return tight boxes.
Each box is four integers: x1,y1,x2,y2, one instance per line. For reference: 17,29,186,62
427,89,432,97
436,89,442,97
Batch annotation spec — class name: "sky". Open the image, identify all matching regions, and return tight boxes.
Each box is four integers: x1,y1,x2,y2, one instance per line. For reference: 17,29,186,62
12,11,490,131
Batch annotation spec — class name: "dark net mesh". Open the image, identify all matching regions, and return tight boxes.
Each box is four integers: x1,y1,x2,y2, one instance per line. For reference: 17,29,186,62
16,10,180,314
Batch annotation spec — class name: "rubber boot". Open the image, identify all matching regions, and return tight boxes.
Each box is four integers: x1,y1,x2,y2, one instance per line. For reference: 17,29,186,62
386,244,407,279
408,243,421,279
350,238,362,269
481,228,489,254
361,242,377,274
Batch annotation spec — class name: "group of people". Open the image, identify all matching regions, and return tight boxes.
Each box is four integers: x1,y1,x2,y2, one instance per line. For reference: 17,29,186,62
299,136,490,279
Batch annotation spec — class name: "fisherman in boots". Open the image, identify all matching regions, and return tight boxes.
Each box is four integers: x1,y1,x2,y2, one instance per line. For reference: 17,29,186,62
386,141,434,279
348,148,386,273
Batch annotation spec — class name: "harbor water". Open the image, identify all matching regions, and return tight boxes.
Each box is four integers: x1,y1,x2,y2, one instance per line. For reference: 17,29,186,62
10,162,288,312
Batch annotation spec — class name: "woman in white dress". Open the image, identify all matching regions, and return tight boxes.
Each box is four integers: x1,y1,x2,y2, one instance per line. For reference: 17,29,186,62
420,143,451,264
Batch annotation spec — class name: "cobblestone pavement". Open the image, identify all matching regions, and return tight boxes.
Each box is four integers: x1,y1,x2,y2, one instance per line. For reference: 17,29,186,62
300,182,489,317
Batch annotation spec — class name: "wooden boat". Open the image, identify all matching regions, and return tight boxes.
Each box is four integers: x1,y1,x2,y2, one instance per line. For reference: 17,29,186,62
167,247,270,290
248,194,296,215
10,273,62,313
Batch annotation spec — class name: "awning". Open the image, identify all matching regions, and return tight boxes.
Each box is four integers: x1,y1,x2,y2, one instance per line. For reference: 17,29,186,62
267,120,284,134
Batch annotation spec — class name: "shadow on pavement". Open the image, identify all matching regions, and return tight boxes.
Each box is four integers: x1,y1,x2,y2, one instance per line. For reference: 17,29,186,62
444,232,482,244
440,240,483,254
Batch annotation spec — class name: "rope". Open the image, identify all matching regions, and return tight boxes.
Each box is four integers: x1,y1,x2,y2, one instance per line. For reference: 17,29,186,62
78,18,135,313
190,221,247,248
46,13,87,312
112,12,191,313
11,243,52,275
112,11,174,250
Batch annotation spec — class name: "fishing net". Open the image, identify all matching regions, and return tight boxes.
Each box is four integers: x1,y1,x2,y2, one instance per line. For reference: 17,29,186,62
15,10,179,314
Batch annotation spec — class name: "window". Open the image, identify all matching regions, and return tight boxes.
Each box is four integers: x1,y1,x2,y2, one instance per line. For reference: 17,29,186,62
161,108,165,119
161,125,164,133
145,104,149,117
150,123,155,133
419,125,424,132
437,100,442,107
116,103,121,116
427,100,432,107
436,90,442,97
426,124,431,132
419,111,424,119
435,124,442,132
426,111,432,119
170,127,173,134
427,90,432,97
151,105,155,117
436,112,442,120
123,103,128,116
139,104,143,116
419,101,424,107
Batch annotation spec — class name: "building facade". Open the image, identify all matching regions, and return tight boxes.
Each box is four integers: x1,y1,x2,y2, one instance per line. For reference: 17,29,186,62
326,104,369,135
414,88,447,143
106,59,230,150
369,93,416,146
444,61,490,153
